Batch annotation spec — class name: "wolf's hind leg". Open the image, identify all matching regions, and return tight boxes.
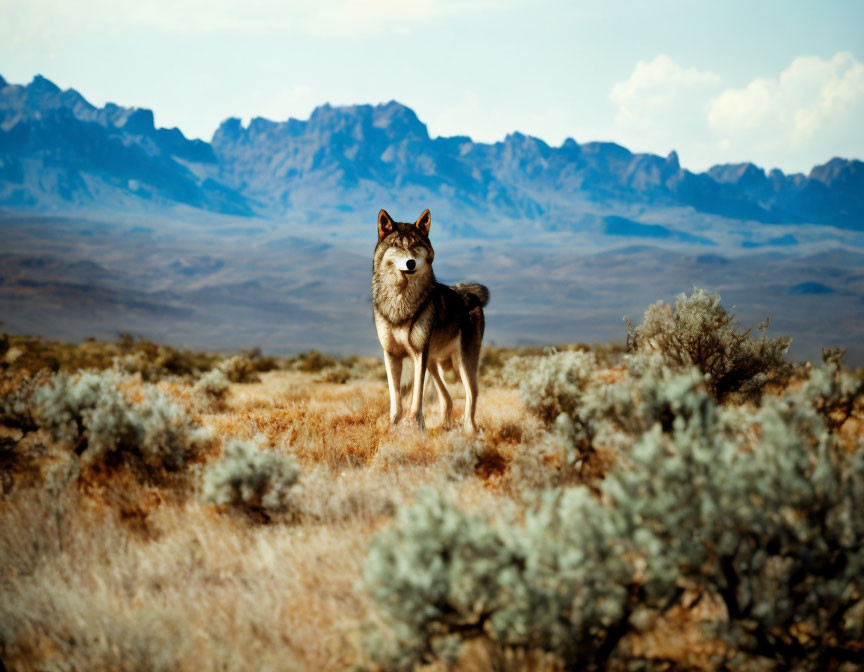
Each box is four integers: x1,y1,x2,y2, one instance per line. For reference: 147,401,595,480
427,361,452,429
456,347,480,433
383,352,403,425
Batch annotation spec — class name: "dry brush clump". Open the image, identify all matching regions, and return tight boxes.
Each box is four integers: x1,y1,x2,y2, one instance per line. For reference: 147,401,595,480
200,435,300,521
34,370,212,478
216,354,262,383
286,349,386,383
625,288,791,402
805,347,864,433
193,367,231,409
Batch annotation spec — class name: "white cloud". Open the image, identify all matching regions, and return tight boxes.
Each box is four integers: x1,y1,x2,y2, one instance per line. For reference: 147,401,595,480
707,52,864,168
608,52,864,172
610,54,721,129
427,92,486,139
606,55,723,166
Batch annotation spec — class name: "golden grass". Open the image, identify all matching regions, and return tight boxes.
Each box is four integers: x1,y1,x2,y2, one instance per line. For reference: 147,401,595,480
0,488,375,670
2,369,553,671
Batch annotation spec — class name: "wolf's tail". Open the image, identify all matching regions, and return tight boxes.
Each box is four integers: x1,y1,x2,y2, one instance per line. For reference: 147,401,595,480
453,282,490,308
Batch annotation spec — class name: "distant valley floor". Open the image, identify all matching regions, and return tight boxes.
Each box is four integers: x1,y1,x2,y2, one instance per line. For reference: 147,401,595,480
1,211,863,364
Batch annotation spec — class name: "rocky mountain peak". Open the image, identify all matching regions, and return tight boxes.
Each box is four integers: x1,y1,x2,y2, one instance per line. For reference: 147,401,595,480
0,72,861,229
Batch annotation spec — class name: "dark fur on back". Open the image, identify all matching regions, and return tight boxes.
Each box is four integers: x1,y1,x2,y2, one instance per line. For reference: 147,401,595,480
452,282,490,309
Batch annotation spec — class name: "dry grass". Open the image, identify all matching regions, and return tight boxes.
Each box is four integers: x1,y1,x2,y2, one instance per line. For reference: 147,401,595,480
1,365,558,671
0,488,375,670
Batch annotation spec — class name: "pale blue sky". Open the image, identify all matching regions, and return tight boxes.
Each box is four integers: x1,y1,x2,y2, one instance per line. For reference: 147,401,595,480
2,0,862,172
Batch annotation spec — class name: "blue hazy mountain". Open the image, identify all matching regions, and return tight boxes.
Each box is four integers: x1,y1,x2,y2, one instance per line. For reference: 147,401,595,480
0,74,251,215
1,73,862,230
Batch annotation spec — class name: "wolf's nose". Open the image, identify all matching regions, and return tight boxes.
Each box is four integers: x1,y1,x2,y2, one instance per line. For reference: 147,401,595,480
406,259,416,271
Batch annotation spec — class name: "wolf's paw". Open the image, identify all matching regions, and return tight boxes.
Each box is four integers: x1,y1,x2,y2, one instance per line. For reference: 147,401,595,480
462,422,481,436
412,413,426,432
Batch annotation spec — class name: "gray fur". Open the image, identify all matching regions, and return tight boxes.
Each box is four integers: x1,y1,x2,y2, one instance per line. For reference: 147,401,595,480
372,209,489,432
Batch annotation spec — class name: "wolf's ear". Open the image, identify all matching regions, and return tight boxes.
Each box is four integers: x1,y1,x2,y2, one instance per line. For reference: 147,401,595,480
378,209,395,241
414,209,431,237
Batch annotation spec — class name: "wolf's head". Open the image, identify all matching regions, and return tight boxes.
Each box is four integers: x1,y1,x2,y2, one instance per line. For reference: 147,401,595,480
373,209,435,290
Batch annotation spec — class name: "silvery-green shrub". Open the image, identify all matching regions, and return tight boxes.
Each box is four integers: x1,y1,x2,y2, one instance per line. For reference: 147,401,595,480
504,350,600,467
601,363,864,667
626,288,790,402
505,349,712,460
34,370,210,472
504,350,598,426
496,487,637,666
361,488,640,670
584,357,708,450
361,490,519,669
363,362,864,670
200,436,299,519
193,368,230,408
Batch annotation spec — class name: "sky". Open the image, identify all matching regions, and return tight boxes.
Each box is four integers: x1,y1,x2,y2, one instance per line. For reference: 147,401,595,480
1,0,862,173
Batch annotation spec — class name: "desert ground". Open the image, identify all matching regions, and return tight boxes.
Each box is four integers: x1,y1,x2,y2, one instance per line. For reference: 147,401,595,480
1,306,862,671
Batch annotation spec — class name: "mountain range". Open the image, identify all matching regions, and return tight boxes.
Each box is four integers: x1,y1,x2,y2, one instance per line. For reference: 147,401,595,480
1,73,862,231
1,73,863,363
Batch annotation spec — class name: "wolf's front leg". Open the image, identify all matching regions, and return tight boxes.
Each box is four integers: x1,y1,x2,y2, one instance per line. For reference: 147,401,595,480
408,348,429,430
383,352,403,424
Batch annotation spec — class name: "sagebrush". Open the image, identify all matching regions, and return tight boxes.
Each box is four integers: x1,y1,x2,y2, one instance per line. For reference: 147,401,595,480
625,288,791,401
34,370,210,476
200,436,300,520
363,360,864,670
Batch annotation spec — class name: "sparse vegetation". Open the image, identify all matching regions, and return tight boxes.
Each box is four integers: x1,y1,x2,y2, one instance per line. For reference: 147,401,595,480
34,370,211,477
1,291,861,671
1,332,222,378
200,436,300,521
362,359,864,670
216,354,262,383
193,368,231,409
625,288,791,402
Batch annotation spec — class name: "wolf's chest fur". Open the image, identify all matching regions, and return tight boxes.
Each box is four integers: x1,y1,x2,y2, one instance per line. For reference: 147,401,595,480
372,271,433,326
373,297,461,360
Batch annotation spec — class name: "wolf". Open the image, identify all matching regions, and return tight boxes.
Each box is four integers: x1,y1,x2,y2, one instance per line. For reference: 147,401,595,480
372,209,489,432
